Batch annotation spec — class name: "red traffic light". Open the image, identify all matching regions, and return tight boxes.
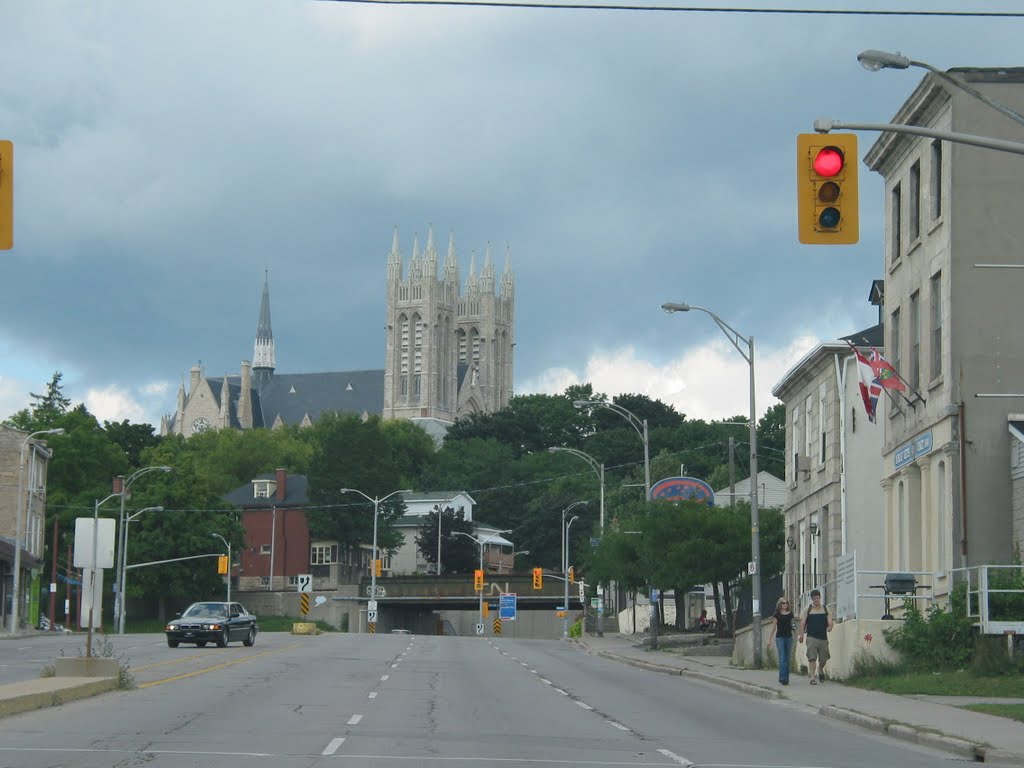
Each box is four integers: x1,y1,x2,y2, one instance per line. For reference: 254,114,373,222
812,147,845,178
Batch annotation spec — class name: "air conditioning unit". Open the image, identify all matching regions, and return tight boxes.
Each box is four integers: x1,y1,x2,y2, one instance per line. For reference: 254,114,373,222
795,455,811,473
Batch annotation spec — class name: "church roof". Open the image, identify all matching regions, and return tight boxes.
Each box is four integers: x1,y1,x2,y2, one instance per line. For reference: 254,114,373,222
256,370,384,425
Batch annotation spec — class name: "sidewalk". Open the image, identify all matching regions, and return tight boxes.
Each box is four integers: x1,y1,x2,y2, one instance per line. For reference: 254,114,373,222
574,632,1024,766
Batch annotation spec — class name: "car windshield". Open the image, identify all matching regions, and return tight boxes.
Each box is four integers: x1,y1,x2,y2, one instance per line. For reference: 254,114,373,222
181,604,228,619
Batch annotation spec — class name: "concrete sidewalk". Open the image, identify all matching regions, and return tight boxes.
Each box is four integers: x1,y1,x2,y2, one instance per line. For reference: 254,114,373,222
574,632,1024,766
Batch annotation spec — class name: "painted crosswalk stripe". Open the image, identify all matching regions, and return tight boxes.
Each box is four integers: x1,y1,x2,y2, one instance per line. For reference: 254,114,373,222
322,738,346,755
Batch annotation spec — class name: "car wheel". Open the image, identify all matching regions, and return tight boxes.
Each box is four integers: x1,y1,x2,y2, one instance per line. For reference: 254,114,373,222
167,638,179,648
243,626,256,647
196,641,207,648
216,627,229,648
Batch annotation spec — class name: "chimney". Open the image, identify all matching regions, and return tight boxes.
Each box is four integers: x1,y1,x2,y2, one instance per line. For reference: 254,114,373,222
275,468,287,502
112,476,124,495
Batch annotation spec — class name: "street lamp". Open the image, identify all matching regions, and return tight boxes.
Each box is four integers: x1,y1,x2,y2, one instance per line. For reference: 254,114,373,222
115,466,172,634
857,49,1024,129
434,493,462,577
453,529,512,635
117,506,162,632
548,447,605,533
564,515,580,639
339,487,412,631
10,428,63,635
211,532,232,603
662,300,763,667
574,398,660,646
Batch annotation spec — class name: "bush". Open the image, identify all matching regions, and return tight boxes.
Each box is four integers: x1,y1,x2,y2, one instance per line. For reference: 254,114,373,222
971,634,1024,677
883,599,974,671
569,618,583,638
848,649,903,679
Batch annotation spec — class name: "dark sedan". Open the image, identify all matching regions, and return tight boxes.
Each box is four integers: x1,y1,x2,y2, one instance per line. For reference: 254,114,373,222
165,601,258,648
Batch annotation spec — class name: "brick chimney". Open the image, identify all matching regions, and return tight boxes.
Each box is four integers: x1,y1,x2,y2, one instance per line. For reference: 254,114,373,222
275,468,287,502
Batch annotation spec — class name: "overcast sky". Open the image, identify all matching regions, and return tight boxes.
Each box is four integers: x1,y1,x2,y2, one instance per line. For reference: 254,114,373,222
1,1,1020,429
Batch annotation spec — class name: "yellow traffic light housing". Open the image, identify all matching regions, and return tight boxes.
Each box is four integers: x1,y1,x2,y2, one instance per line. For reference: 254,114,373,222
217,555,228,575
567,566,575,583
375,558,383,577
0,141,12,250
474,569,484,591
532,567,543,590
797,133,859,244
482,601,490,617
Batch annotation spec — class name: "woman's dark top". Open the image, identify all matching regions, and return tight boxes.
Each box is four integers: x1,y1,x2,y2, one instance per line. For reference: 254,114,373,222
773,611,794,637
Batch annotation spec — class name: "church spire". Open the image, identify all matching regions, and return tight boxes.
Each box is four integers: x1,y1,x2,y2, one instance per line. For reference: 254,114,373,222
253,270,276,390
387,226,403,282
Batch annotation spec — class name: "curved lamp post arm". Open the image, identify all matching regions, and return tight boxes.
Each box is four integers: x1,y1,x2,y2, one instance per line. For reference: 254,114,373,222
857,49,1024,129
549,448,605,533
573,401,650,501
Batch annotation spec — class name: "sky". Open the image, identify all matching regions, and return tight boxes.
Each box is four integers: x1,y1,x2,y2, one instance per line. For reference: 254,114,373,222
1,1,1021,430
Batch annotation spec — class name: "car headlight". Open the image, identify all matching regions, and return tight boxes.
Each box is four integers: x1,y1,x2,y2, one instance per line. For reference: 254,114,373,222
205,623,223,630
166,624,178,631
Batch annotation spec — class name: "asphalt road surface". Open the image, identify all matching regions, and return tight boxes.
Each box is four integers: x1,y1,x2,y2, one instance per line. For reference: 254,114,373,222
0,632,961,767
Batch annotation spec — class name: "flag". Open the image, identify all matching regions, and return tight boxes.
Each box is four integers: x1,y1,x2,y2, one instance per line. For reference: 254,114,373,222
869,348,908,391
850,344,880,423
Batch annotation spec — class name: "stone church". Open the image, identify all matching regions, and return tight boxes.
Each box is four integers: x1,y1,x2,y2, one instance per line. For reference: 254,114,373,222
161,226,515,438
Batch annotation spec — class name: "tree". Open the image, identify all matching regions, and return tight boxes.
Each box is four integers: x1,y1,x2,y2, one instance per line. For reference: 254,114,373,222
415,505,477,574
104,420,162,467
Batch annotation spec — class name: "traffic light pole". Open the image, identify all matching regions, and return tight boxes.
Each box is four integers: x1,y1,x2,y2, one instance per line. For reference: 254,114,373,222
814,119,1024,157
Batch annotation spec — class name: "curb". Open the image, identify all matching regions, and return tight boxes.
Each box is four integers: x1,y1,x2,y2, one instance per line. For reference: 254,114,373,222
0,677,118,719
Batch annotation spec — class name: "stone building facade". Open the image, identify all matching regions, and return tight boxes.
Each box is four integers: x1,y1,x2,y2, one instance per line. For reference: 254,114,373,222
864,67,1024,585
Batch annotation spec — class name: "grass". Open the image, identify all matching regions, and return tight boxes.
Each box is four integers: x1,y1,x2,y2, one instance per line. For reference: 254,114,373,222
961,703,1024,723
845,670,1024,697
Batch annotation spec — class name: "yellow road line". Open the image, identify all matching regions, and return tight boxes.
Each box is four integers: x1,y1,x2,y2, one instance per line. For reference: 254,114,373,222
138,640,306,688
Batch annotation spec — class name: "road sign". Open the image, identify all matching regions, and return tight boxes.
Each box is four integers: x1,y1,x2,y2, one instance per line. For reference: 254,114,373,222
297,574,312,592
300,592,310,616
499,593,517,621
368,610,378,623
368,599,378,613
492,618,502,635
475,623,484,635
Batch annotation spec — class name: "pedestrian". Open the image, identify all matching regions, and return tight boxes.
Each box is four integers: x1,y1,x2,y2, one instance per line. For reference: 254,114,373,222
766,596,795,685
798,588,834,684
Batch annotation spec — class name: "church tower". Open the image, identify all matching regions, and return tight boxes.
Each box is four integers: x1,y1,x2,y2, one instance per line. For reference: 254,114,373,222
384,225,514,422
253,271,275,391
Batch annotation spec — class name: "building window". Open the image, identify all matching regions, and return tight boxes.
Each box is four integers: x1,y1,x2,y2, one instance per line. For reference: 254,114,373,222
930,272,942,380
909,160,921,242
260,544,271,555
930,140,943,221
909,290,920,389
804,395,813,462
891,182,902,263
791,407,799,483
253,481,272,498
818,382,827,465
310,543,338,565
890,308,902,387
260,576,270,586
287,575,299,587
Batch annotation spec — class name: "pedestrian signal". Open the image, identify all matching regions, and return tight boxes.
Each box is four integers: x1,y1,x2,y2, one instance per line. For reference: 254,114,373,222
532,567,543,590
482,600,489,617
474,569,484,591
797,132,859,244
568,566,575,583
217,555,228,575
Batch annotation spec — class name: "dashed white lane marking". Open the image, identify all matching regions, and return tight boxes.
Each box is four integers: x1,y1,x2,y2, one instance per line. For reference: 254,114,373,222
554,688,569,696
607,720,630,731
347,715,363,725
541,678,552,685
529,669,538,674
381,674,389,681
575,701,593,710
369,692,378,699
391,663,399,668
322,738,346,755
657,748,693,766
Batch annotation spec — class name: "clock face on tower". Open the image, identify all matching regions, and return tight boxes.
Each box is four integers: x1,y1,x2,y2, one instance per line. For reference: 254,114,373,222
191,417,210,434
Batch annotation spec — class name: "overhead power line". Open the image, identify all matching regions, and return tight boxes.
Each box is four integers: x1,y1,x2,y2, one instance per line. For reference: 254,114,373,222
320,1,1024,17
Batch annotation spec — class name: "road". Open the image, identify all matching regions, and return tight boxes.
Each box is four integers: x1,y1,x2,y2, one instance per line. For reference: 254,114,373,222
0,632,960,767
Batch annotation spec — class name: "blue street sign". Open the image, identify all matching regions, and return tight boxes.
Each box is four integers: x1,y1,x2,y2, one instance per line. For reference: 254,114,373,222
499,592,517,621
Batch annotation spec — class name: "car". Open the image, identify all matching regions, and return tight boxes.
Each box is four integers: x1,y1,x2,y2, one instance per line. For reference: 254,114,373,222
390,628,411,635
165,601,258,648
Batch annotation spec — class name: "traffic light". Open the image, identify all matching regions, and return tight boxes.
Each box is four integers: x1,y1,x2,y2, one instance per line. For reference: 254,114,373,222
567,566,575,584
532,567,543,589
0,140,12,250
474,569,484,591
217,555,228,575
374,558,382,577
482,601,490,617
797,133,859,244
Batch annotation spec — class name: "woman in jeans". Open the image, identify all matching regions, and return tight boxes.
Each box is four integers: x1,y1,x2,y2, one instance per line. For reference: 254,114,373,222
767,596,795,685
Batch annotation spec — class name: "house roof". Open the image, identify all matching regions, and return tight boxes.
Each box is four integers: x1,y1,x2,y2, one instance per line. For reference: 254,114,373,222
223,474,311,508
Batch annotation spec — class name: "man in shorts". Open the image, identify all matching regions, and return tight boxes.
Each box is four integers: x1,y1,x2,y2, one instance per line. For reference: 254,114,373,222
798,588,834,684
